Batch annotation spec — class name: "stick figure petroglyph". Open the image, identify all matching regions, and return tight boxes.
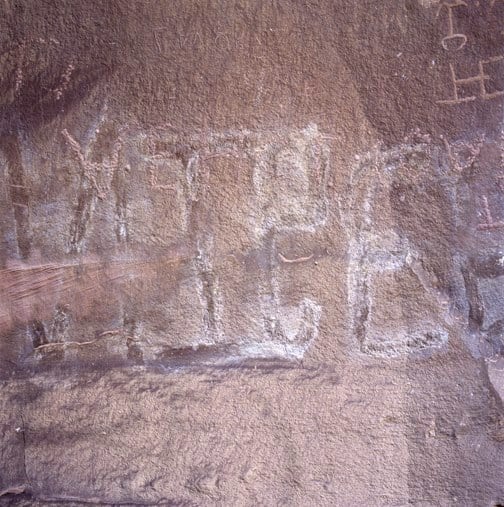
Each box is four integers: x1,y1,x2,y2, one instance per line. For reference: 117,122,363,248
62,128,123,253
62,129,122,200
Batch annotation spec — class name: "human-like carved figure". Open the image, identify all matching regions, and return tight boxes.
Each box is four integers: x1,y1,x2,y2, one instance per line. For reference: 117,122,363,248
352,134,504,360
62,127,122,254
451,134,504,358
62,129,122,201
133,126,328,359
1,126,329,367
346,140,454,357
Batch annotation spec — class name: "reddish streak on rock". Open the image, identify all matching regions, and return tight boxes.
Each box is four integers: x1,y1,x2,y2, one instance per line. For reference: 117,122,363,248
0,253,188,334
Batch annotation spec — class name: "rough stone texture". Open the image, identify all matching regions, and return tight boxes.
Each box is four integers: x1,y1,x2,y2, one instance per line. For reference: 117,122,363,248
1,0,504,505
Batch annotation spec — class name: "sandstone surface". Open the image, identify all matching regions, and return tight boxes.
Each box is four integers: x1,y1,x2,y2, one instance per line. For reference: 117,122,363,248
1,1,504,505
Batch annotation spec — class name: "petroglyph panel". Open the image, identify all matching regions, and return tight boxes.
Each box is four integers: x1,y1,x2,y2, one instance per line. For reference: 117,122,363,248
431,0,504,109
345,132,504,360
193,127,330,357
0,125,329,371
453,133,504,357
3,3,504,504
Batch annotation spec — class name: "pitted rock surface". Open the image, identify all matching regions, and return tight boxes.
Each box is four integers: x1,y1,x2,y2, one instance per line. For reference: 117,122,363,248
1,1,504,505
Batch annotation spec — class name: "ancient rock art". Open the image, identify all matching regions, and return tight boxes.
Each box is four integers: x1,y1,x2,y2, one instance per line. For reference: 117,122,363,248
112,163,130,244
135,132,200,245
4,118,502,369
194,239,224,346
433,0,504,108
251,124,330,234
2,3,504,505
63,124,122,254
345,142,452,357
345,133,504,360
0,125,328,367
247,125,328,358
53,63,75,101
437,56,504,105
454,133,504,358
477,195,504,230
128,125,328,359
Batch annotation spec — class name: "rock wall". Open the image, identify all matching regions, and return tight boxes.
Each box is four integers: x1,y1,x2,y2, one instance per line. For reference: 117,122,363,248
1,1,504,505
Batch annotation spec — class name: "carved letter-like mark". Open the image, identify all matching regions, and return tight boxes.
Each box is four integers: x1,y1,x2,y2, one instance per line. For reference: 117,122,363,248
477,195,504,230
436,0,468,51
437,56,504,105
14,67,23,95
195,244,223,343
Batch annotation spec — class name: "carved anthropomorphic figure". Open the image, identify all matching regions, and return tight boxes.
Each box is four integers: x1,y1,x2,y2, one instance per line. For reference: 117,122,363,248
346,136,460,357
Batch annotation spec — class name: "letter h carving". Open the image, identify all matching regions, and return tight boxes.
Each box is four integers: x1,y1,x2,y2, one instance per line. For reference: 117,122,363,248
438,56,504,105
